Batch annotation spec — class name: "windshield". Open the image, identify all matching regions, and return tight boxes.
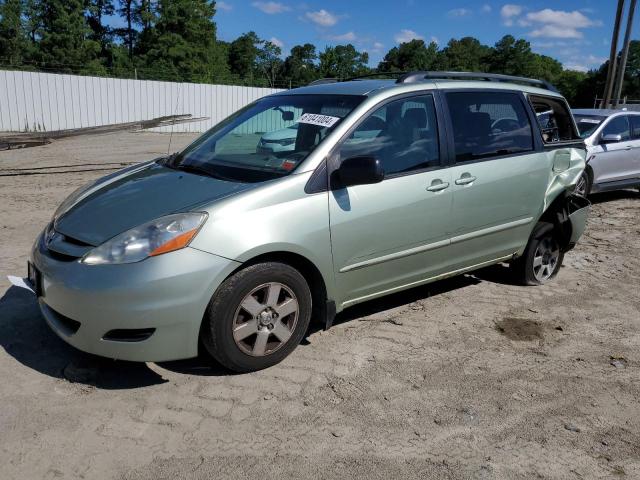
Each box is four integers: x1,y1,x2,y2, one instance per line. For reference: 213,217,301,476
169,94,364,182
574,114,606,138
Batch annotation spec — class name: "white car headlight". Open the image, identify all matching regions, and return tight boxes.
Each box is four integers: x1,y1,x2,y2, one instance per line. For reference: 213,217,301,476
81,212,208,265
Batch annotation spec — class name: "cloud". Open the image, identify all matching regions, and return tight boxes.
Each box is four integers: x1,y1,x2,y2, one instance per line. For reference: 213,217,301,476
500,4,523,26
217,1,232,11
394,29,424,43
529,25,583,39
481,4,492,13
448,8,472,17
371,41,385,53
305,9,339,26
430,36,439,45
269,37,284,48
526,9,601,39
326,31,357,42
526,9,600,28
251,1,290,14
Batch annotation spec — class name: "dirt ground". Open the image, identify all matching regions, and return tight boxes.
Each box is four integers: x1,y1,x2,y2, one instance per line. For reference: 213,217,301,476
1,132,639,480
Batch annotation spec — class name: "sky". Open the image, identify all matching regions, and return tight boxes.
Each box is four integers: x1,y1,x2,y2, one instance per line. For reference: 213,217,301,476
209,0,639,72
106,1,640,72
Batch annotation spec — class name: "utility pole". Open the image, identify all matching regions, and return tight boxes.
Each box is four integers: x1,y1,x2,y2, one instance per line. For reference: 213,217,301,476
613,0,637,108
602,0,626,108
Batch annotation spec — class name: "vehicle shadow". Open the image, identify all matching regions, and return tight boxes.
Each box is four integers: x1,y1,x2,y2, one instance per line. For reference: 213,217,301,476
589,189,639,204
0,265,517,384
0,286,168,389
312,274,482,332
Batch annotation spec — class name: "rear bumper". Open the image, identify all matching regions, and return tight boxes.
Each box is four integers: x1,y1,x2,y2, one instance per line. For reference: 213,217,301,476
30,232,240,362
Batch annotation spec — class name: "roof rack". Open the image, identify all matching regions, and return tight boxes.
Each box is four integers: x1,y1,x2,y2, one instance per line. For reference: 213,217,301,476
307,72,407,86
396,71,558,92
307,78,338,86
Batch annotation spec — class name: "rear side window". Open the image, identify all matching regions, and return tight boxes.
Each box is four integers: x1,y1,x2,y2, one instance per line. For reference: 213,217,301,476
445,91,533,162
528,95,580,143
602,116,631,141
628,115,640,140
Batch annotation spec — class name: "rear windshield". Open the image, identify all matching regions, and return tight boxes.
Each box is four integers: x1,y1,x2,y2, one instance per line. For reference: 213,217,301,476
574,114,606,138
169,94,364,182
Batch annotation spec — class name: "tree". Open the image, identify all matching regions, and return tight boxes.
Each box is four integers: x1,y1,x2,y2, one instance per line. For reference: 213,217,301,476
282,43,318,86
0,0,29,65
139,0,226,82
439,37,490,72
256,40,282,87
228,31,260,80
36,0,103,73
319,44,369,79
86,0,115,64
115,0,136,58
555,69,588,106
488,35,537,77
378,39,438,72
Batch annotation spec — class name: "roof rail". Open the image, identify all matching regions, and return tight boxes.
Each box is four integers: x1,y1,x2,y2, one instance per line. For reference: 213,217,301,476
307,78,339,86
307,72,407,86
344,71,408,81
396,71,559,92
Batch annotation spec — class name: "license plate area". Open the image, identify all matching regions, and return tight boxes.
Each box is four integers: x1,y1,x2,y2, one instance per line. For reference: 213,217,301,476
27,262,43,297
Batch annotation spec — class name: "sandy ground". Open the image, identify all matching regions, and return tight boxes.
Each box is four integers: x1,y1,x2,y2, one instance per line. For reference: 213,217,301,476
0,132,639,480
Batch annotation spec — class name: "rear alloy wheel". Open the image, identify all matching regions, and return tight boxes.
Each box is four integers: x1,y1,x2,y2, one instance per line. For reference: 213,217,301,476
532,236,561,283
201,262,312,373
512,222,565,286
574,170,591,197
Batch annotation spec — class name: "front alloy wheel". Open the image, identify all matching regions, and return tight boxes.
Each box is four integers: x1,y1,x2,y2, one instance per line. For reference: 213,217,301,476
233,282,299,357
201,262,312,372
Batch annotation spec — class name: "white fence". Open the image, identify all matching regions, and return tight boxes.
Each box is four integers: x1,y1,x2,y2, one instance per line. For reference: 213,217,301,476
0,70,284,133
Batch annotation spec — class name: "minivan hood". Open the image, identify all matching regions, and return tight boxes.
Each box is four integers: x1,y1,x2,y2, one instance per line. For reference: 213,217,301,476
54,162,252,246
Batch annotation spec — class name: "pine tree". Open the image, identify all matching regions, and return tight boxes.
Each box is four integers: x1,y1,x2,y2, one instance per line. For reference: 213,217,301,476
138,0,226,82
36,0,103,73
0,0,29,65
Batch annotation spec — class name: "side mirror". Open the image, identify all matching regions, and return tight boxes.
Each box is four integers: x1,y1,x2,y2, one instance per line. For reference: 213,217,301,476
601,133,622,144
336,156,384,188
282,111,294,121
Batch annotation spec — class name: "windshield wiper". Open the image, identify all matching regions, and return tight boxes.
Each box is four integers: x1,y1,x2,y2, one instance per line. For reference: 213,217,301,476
173,163,234,182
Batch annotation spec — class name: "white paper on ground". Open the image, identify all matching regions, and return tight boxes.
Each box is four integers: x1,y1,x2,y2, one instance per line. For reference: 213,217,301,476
7,275,35,294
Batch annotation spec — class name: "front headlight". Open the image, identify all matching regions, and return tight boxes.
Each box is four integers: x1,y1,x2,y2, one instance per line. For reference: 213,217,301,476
81,212,208,265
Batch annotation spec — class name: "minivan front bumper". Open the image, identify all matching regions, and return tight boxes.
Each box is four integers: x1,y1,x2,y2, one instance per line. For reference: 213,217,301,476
30,232,240,362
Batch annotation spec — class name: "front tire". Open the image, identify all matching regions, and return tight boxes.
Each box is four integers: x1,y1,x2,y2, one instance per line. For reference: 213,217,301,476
201,262,312,373
512,222,564,286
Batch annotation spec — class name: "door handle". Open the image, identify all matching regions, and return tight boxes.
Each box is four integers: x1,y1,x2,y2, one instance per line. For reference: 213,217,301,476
426,180,450,192
455,174,477,185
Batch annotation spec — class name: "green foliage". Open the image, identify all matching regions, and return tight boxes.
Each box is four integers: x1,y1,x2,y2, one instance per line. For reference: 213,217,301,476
282,43,318,86
228,31,260,79
35,0,104,74
319,44,369,79
439,37,491,72
0,0,29,64
378,39,438,72
137,0,228,82
1,2,638,104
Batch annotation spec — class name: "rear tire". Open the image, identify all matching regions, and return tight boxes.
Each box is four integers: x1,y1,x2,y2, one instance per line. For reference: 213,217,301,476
201,262,312,373
512,222,564,286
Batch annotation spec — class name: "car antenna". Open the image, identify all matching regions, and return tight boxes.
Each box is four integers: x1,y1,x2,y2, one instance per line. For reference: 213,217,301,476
167,87,181,156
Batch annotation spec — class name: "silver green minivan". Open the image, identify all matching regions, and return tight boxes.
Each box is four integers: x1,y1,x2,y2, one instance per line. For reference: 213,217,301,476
29,72,590,372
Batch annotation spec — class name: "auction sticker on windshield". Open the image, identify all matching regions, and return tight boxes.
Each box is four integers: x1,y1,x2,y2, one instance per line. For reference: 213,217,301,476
297,113,340,128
